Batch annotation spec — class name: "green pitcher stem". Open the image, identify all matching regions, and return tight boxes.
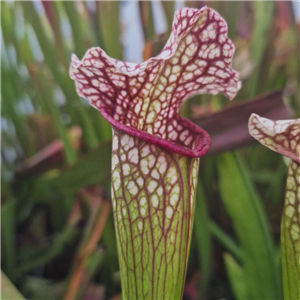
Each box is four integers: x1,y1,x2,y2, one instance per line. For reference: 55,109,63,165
281,160,300,300
111,128,199,300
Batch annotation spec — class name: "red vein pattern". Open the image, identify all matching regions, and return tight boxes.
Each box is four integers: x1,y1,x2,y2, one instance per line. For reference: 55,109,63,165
281,160,300,299
249,114,300,164
112,129,198,299
70,6,240,157
70,6,240,299
249,113,300,299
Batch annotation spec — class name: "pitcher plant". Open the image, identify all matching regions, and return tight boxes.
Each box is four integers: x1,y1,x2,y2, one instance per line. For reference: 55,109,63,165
70,7,240,299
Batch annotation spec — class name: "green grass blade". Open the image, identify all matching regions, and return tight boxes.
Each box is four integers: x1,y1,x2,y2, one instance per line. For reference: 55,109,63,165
224,2,240,40
61,1,90,60
20,1,99,149
1,74,29,157
100,214,119,299
1,271,26,300
248,1,275,96
41,1,69,71
217,152,281,299
194,180,212,296
1,201,17,281
17,225,77,274
160,1,175,33
139,1,155,42
20,2,59,77
36,71,77,164
97,1,122,60
209,221,243,262
27,141,112,206
224,253,247,300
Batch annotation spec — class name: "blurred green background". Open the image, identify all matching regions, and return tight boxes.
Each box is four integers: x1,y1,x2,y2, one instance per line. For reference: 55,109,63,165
1,1,299,299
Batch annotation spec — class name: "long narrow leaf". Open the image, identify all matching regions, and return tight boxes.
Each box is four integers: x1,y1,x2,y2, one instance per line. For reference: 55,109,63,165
1,271,26,300
26,67,77,164
97,1,122,60
248,1,275,96
17,224,77,274
26,141,112,205
20,2,99,149
194,180,212,297
160,1,174,33
1,201,17,281
209,221,243,262
41,1,69,70
139,1,155,42
224,253,247,300
217,152,281,299
61,2,90,63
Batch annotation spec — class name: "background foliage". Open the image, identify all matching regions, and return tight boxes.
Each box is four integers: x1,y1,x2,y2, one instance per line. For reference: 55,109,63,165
1,1,299,299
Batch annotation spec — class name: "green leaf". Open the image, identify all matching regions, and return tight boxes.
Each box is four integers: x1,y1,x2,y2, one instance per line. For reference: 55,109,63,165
1,72,29,157
21,277,65,300
27,141,112,206
224,253,247,300
160,1,175,33
1,201,17,281
97,1,122,60
139,1,155,42
17,224,77,274
194,180,212,296
224,2,240,40
100,214,119,299
32,70,78,164
209,221,243,262
20,1,99,149
62,1,94,58
217,152,281,299
1,271,26,300
248,1,275,96
41,1,69,71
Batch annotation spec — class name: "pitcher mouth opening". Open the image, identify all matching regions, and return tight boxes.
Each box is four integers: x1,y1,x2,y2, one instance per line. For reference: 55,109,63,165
100,107,211,158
